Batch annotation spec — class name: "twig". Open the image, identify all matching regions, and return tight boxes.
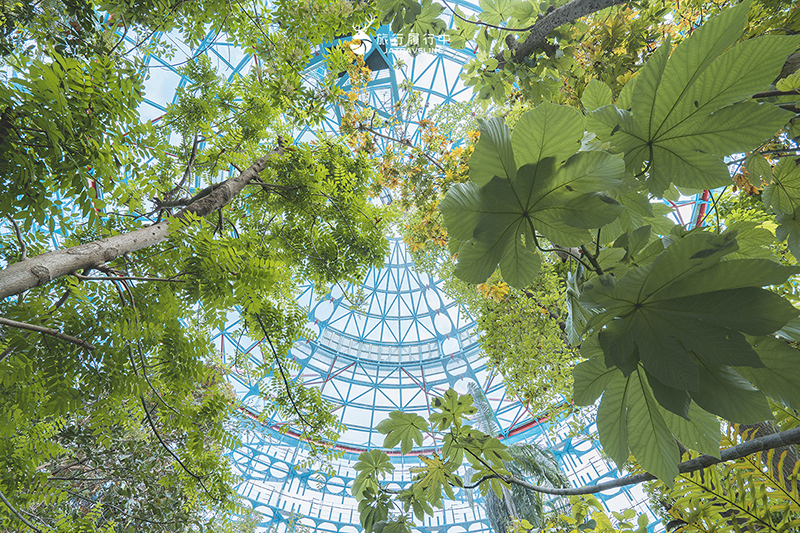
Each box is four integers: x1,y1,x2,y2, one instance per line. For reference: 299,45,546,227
0,485,44,533
753,89,800,98
5,216,27,261
253,313,325,431
0,317,95,354
72,274,186,283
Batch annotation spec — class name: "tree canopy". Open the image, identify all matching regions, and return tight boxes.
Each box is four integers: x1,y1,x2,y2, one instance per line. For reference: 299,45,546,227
2,0,800,532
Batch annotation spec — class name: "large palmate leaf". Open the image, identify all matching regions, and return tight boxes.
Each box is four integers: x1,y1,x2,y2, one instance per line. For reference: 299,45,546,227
441,103,625,288
737,335,800,410
581,231,799,422
429,388,477,430
587,1,800,196
763,157,800,258
577,352,720,484
376,411,429,454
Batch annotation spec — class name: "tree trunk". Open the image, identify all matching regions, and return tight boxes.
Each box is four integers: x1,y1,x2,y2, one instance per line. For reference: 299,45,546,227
0,147,282,300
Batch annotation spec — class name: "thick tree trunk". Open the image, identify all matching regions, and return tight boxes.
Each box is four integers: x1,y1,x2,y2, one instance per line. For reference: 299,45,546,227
0,148,282,300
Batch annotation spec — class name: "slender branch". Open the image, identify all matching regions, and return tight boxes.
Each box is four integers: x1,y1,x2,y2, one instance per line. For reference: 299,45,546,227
72,273,186,283
488,426,800,496
0,485,44,533
357,124,447,174
753,89,800,98
140,397,211,494
0,317,96,353
253,313,325,431
5,216,27,261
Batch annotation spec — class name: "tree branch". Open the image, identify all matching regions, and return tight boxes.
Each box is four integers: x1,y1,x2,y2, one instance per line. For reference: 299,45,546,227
0,485,44,533
495,0,628,69
753,89,800,98
493,426,800,496
0,141,285,300
5,216,27,261
0,317,96,354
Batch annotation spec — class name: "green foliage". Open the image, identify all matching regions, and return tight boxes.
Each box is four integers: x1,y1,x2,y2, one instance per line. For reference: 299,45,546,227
545,495,650,533
587,0,799,196
376,412,429,454
650,425,800,533
477,263,579,414
354,389,546,531
440,102,625,288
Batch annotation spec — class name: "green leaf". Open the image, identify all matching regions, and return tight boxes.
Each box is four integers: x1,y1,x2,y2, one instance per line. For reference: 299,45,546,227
582,231,799,417
746,153,773,188
582,80,613,111
443,127,625,287
376,411,429,454
737,336,800,410
776,208,800,259
659,401,721,458
626,367,679,486
597,369,630,468
469,117,516,186
573,335,617,406
763,157,800,215
689,363,773,424
588,0,800,196
511,102,585,168
429,388,477,431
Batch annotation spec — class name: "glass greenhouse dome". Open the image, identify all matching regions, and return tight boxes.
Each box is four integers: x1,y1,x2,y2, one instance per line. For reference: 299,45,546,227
125,5,716,531
2,1,743,531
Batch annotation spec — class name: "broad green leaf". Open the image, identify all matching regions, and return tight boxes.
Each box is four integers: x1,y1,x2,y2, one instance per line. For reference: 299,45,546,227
763,157,800,215
469,117,516,186
582,80,613,111
409,453,457,503
573,337,618,406
745,153,773,189
430,388,477,430
725,221,778,261
689,363,773,424
511,102,584,168
596,369,630,468
443,123,625,288
648,0,749,133
659,402,721,458
626,367,680,486
500,236,542,289
582,231,799,414
737,336,800,410
776,208,800,259
376,411,429,454
588,1,799,196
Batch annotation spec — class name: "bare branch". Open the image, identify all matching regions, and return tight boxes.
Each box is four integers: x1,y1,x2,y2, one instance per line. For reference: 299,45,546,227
5,216,27,261
0,317,96,355
0,485,44,533
495,0,628,69
495,426,800,496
